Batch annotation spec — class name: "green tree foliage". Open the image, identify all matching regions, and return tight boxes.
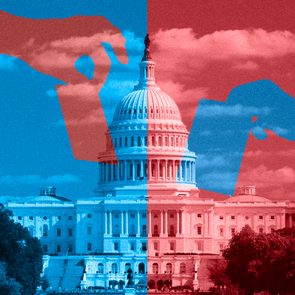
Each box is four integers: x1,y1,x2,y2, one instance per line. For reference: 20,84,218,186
223,225,295,295
0,209,43,295
0,262,22,295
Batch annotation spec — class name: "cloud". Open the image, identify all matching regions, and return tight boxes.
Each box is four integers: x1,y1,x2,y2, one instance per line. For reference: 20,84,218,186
232,60,259,70
197,154,227,168
27,30,141,71
153,28,295,63
197,103,270,117
0,174,80,186
239,165,295,187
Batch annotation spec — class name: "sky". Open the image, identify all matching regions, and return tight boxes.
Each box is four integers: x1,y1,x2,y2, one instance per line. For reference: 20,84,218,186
0,1,295,200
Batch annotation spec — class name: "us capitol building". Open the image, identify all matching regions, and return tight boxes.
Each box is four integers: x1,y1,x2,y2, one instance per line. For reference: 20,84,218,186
1,36,294,291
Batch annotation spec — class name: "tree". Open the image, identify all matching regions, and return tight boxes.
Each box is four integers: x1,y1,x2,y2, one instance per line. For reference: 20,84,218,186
0,262,22,295
223,225,295,295
0,209,43,295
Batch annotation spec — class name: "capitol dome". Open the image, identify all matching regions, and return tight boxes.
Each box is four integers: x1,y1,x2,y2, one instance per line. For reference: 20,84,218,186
96,34,197,193
112,88,182,122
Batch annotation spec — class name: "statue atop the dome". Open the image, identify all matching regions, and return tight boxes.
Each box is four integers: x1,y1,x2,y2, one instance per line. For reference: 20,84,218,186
142,33,152,61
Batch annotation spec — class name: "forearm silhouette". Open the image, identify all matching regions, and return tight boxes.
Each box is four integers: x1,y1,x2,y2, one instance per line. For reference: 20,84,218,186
0,11,128,161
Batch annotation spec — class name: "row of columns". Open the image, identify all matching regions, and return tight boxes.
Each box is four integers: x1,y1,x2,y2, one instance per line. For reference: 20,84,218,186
99,159,196,183
104,211,143,237
148,210,183,236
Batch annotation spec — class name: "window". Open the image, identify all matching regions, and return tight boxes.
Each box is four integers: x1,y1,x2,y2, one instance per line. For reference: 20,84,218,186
43,224,48,237
87,226,92,235
259,228,264,234
231,216,235,220
142,242,147,251
87,243,92,251
42,244,48,253
142,225,147,235
142,213,146,218
87,214,92,219
197,213,202,218
130,242,135,251
170,242,175,251
138,263,145,274
56,228,61,237
43,216,48,220
271,228,275,234
180,262,186,274
68,228,73,237
29,216,33,220
130,213,135,218
219,216,224,220
68,244,73,253
57,245,61,253
152,263,159,274
245,216,249,220
98,263,104,274
170,214,174,218
259,216,263,220
220,228,224,237
68,216,73,220
18,216,22,220
57,216,61,220
197,226,202,235
125,263,131,272
270,216,275,220
114,242,119,251
111,263,118,273
166,263,172,274
231,228,236,236
154,242,158,251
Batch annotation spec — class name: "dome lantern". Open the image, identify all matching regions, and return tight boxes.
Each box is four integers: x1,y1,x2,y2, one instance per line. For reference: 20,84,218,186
134,34,157,90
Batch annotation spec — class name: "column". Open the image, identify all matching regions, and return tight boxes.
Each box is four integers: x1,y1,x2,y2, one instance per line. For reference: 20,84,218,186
105,212,108,235
208,211,212,236
157,160,160,179
176,211,180,235
140,160,143,178
132,160,135,181
109,211,112,235
121,212,124,235
179,162,182,181
165,211,168,236
184,161,187,182
125,211,129,235
160,211,164,235
110,162,114,181
137,211,141,236
148,211,152,236
106,163,109,181
165,160,168,180
124,161,128,181
180,210,184,235
204,212,208,235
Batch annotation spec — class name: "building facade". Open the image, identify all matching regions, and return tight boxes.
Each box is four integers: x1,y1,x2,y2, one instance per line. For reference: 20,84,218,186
1,37,295,291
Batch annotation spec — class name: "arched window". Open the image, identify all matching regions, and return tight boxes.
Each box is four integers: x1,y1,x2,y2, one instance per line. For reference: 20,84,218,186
166,263,172,274
138,137,141,146
152,263,159,274
138,263,145,274
111,263,118,274
180,262,186,274
98,263,104,274
125,263,131,272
